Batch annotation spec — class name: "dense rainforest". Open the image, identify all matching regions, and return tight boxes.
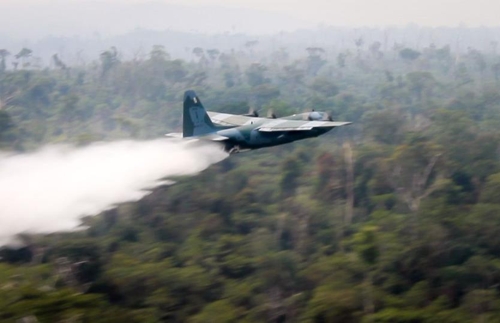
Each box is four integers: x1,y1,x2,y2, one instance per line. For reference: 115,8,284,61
2,34,500,322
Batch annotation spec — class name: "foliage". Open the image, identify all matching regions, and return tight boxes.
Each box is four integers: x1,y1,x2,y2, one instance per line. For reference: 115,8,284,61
1,36,500,322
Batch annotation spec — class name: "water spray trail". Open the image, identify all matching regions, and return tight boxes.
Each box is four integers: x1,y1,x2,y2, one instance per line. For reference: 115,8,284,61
0,139,227,245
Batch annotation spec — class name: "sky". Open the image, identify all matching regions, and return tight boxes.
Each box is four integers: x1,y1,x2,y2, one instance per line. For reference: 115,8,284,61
163,0,499,27
0,0,499,39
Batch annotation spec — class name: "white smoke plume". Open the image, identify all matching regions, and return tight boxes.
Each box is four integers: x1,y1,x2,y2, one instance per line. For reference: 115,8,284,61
0,139,227,245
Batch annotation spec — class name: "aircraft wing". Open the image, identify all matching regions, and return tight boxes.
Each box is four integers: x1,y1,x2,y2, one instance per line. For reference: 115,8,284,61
257,120,351,132
208,111,352,130
166,132,228,141
207,111,261,126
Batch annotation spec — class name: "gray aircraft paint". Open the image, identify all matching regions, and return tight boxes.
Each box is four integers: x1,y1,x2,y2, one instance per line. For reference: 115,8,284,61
180,90,350,153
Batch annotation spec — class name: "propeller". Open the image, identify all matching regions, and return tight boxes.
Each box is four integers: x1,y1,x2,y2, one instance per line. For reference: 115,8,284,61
244,107,259,117
267,109,277,119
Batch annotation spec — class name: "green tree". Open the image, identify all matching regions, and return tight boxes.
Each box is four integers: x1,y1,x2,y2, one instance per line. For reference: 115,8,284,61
0,49,9,72
399,48,421,61
246,63,268,87
100,46,120,77
15,47,33,68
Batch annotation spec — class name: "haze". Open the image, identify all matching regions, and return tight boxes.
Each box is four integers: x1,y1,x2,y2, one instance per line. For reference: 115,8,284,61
1,0,499,39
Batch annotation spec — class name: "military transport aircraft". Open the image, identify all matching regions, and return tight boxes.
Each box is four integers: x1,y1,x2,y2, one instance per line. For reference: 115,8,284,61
167,90,351,154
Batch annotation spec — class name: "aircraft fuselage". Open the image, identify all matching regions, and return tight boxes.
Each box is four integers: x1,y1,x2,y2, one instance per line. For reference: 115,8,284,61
216,123,332,151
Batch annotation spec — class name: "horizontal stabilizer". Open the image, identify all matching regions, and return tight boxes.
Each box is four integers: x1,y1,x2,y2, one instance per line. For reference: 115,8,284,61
165,133,183,138
201,133,229,141
166,132,227,142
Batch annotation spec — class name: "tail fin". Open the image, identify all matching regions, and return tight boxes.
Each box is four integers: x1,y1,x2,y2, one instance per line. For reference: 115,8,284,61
183,90,217,138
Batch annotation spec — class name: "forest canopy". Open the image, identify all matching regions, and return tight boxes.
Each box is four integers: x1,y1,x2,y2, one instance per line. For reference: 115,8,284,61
1,30,500,322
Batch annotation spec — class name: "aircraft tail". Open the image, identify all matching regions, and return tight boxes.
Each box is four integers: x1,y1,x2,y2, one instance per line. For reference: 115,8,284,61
183,90,218,138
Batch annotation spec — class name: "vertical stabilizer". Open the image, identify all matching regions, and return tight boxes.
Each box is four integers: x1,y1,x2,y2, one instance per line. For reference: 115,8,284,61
183,90,217,137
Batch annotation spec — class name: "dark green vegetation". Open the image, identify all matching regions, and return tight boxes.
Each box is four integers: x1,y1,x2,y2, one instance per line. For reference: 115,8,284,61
2,39,500,322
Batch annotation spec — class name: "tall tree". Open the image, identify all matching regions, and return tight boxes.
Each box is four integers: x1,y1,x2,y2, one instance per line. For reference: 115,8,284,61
0,49,10,72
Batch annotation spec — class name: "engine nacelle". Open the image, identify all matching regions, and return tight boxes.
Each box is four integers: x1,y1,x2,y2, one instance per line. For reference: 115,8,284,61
307,111,332,121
